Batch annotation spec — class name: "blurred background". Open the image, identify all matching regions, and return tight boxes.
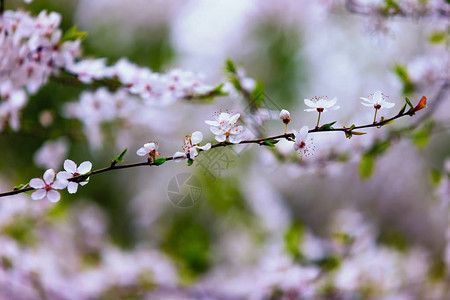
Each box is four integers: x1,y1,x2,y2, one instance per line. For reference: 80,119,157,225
1,0,449,299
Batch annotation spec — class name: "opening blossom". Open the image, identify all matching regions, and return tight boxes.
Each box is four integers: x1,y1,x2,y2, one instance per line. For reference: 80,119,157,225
293,126,314,158
205,112,244,143
173,131,211,160
360,91,395,110
279,109,291,134
304,96,340,113
136,142,160,162
56,160,92,194
29,169,68,202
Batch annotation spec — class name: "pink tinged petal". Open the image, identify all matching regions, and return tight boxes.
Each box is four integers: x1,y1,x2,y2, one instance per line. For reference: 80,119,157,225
293,143,300,151
43,169,55,185
326,98,337,108
136,147,148,156
77,161,92,174
382,101,395,108
57,171,72,180
304,108,316,112
67,182,79,194
229,135,242,144
205,120,220,126
299,126,309,140
46,190,61,203
304,99,316,108
215,135,226,142
31,189,46,200
52,179,68,190
210,127,224,135
63,159,77,173
80,178,90,186
228,113,240,123
198,143,211,151
361,102,373,107
191,131,203,145
218,112,230,121
29,178,45,189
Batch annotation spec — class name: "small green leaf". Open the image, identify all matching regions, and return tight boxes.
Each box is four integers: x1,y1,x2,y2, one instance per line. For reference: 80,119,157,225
320,121,337,130
13,183,28,190
60,26,87,43
187,159,194,166
359,154,375,179
211,83,227,96
111,148,128,164
398,103,407,115
345,131,352,139
262,140,279,147
154,158,167,166
405,96,414,109
225,59,237,74
429,31,446,44
284,221,304,260
430,169,442,186
352,131,367,135
395,65,415,94
349,124,356,130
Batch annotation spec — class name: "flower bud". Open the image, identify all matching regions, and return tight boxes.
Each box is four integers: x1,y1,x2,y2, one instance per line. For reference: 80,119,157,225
279,109,291,125
413,96,427,112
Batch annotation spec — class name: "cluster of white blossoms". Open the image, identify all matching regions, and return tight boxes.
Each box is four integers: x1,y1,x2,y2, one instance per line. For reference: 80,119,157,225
29,159,92,202
349,0,450,17
0,10,81,131
205,111,245,143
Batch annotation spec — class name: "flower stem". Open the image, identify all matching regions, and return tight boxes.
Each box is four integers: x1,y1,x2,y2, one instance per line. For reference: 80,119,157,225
373,109,378,124
284,124,287,134
316,112,322,128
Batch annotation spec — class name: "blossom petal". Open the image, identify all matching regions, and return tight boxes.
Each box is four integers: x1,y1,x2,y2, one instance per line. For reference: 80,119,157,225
229,113,240,123
189,147,199,158
304,99,316,108
229,134,243,144
210,127,224,135
46,190,61,203
373,91,383,103
205,120,220,126
52,179,68,190
80,178,90,186
299,126,309,140
360,97,372,103
198,143,211,151
361,102,373,107
215,135,226,142
67,182,79,194
31,189,47,200
64,159,77,174
304,108,316,112
77,161,92,174
191,131,203,145
173,151,187,162
29,178,45,189
144,143,155,152
326,98,337,108
136,147,148,156
382,101,395,109
43,169,55,185
218,112,230,121
56,171,72,180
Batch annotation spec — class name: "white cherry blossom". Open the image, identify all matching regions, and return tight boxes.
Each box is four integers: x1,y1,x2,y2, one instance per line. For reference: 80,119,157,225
205,111,245,143
29,169,68,202
360,91,395,109
304,96,340,112
173,131,211,161
56,159,92,194
293,126,314,158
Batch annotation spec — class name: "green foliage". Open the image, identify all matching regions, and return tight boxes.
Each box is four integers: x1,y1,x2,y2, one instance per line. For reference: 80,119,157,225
395,65,415,95
430,169,442,186
378,228,408,252
320,121,337,130
225,58,237,74
359,154,375,179
110,148,127,165
428,258,446,282
60,26,88,43
428,31,447,44
162,217,211,280
262,139,280,147
284,221,304,260
412,129,429,149
405,96,414,110
13,183,29,190
187,159,194,166
250,80,265,105
315,256,341,271
154,158,167,165
1,218,36,246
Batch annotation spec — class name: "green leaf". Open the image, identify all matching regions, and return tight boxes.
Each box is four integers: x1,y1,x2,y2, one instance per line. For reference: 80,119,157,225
398,103,407,115
110,148,128,165
412,129,429,149
320,121,337,130
187,159,194,166
13,183,28,190
345,131,352,139
429,31,446,44
60,26,87,43
395,65,415,94
262,140,279,147
430,169,442,186
359,154,375,179
315,256,341,271
211,84,227,96
284,221,304,260
250,81,265,104
154,158,167,166
352,131,366,135
225,59,237,74
405,96,414,109
349,124,356,130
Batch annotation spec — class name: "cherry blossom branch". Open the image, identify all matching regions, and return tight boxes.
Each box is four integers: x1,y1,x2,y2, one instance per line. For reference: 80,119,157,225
0,100,426,199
